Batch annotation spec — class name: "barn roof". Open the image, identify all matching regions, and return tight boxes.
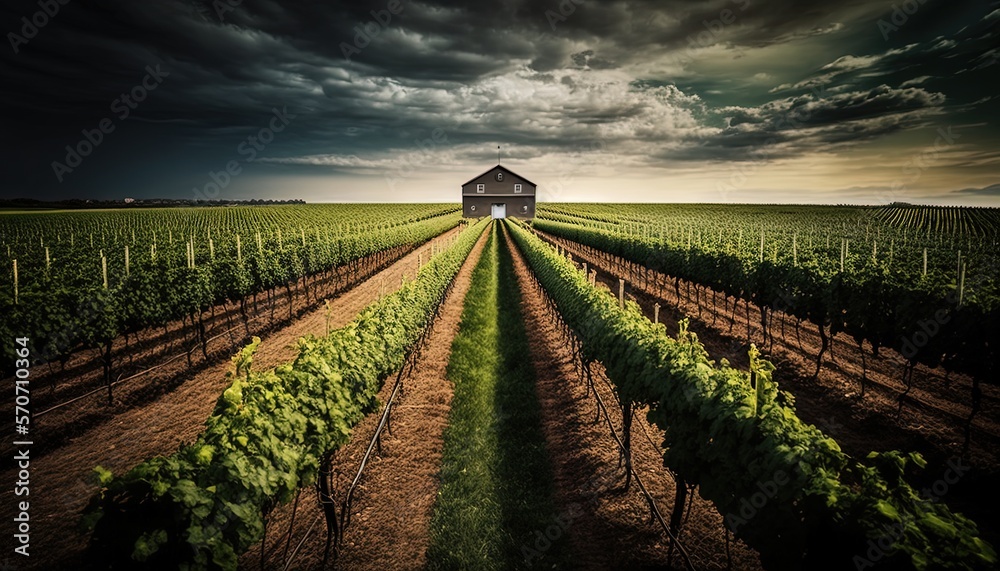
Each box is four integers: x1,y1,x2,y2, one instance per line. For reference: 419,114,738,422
461,164,537,187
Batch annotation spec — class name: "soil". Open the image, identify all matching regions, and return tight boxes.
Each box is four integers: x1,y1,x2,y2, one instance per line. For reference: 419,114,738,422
237,224,490,571
0,227,463,571
3,241,415,412
503,224,763,570
8,219,995,570
250,223,764,571
1,235,456,463
536,229,1000,548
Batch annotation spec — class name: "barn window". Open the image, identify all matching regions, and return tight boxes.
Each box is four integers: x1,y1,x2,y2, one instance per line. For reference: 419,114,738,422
477,184,485,193
514,184,522,193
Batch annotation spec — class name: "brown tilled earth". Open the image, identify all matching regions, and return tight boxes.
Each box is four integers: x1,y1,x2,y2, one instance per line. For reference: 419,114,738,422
536,229,1000,548
0,228,462,570
237,224,763,571
1,235,454,463
239,222,491,571
8,220,994,571
4,240,413,408
502,224,763,571
249,225,762,570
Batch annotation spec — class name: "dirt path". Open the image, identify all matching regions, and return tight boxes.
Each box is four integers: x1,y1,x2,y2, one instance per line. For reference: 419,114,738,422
3,232,458,464
2,239,424,421
238,224,489,571
0,227,464,571
504,224,763,570
536,230,1000,459
537,229,1000,549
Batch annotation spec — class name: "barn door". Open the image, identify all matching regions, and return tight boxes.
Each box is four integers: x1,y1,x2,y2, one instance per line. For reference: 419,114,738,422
491,203,506,219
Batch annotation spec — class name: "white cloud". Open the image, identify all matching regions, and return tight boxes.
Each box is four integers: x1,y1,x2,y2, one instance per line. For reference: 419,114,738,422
901,75,932,87
821,54,883,71
769,73,836,93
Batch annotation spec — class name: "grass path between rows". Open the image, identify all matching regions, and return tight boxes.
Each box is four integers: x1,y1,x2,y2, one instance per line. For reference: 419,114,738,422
427,222,568,570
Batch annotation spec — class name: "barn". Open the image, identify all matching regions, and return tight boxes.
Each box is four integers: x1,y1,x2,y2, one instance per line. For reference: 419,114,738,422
461,165,536,219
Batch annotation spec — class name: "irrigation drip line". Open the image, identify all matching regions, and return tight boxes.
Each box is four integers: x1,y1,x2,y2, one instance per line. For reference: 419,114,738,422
512,227,698,571
582,359,697,571
31,237,448,420
281,513,323,571
279,244,465,570
537,228,993,436
339,310,434,534
34,313,267,417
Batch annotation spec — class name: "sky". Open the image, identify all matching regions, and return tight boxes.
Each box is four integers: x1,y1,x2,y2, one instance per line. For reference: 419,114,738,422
1,0,998,205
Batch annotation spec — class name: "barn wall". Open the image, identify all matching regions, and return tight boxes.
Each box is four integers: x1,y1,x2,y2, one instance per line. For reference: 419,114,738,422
463,195,535,219
462,169,536,196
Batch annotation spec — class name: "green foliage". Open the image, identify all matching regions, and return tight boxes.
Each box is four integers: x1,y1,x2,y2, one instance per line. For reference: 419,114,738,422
82,218,489,570
508,219,996,571
0,204,461,374
428,223,563,570
534,204,999,381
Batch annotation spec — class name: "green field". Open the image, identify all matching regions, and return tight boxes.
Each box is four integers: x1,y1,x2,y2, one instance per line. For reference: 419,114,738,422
2,204,998,571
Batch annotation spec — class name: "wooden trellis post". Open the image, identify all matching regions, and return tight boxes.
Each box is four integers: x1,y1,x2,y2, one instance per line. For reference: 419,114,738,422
958,261,966,307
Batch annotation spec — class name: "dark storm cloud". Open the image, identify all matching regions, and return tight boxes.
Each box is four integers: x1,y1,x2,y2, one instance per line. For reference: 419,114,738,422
651,83,947,164
0,0,997,200
724,85,944,128
769,4,999,99
649,1,997,165
530,0,873,56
